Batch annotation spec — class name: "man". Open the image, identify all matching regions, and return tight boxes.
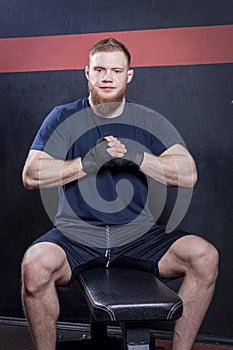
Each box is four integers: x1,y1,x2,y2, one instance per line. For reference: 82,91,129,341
21,38,219,350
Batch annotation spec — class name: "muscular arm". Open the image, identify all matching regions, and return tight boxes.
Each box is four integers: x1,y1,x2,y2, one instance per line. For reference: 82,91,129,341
22,140,196,190
140,144,197,188
22,137,126,189
22,150,85,189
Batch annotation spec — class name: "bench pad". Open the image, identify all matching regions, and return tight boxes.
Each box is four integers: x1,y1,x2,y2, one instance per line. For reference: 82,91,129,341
78,267,182,322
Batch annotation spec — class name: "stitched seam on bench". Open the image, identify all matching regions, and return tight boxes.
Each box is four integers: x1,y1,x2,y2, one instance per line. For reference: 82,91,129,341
166,300,183,320
79,274,117,321
91,303,117,321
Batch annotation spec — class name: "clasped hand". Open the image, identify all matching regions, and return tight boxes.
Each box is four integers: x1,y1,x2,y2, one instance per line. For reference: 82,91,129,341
82,135,144,174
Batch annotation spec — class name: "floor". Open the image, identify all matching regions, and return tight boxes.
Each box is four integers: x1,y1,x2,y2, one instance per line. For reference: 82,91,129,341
0,323,232,350
156,339,233,350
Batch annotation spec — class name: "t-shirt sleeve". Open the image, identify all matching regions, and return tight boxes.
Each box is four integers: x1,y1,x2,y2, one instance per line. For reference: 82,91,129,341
150,111,185,156
30,106,71,160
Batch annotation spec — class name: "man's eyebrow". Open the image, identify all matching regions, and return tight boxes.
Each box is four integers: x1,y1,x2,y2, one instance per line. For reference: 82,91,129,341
93,65,124,70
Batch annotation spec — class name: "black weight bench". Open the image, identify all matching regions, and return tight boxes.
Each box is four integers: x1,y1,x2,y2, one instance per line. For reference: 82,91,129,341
57,267,182,349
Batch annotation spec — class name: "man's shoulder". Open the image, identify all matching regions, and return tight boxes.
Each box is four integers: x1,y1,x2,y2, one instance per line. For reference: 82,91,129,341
43,96,89,128
127,101,161,118
125,101,163,130
53,96,89,116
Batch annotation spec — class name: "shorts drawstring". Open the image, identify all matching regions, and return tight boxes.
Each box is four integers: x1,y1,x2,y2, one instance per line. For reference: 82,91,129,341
105,225,110,267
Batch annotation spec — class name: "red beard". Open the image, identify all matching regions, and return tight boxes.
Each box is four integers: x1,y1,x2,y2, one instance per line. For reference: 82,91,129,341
88,81,127,117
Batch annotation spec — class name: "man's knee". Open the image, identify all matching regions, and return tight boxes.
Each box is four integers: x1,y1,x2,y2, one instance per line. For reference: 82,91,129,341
189,237,219,286
21,243,58,295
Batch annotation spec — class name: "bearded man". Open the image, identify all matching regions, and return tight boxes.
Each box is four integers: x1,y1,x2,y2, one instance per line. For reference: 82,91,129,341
21,38,218,350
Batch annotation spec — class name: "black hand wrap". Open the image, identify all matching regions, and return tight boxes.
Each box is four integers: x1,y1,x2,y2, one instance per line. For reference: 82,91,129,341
82,139,112,174
112,148,144,168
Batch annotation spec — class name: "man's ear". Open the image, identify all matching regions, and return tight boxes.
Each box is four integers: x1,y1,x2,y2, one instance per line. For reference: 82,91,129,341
127,69,134,84
85,66,89,80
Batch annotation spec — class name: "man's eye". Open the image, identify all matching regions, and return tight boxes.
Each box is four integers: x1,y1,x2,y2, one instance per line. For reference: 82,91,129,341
115,70,121,74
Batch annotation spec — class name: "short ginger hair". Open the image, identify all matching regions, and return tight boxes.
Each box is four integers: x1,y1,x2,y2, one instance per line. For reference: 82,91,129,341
89,37,131,67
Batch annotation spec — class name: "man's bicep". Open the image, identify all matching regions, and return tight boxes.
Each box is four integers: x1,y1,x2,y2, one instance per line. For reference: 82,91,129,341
25,149,55,164
23,150,56,176
161,143,197,181
160,143,191,157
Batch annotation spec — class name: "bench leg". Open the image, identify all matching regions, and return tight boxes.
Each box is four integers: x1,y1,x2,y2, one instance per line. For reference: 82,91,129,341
90,314,108,340
121,323,152,350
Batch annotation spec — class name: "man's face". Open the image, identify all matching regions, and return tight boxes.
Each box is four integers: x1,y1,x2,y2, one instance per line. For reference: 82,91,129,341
85,50,134,107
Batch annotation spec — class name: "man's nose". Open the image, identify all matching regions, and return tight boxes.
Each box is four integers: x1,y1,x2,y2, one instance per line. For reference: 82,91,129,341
102,70,113,81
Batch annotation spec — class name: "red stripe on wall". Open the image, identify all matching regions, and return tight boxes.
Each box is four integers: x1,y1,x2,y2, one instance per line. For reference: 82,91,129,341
0,25,233,73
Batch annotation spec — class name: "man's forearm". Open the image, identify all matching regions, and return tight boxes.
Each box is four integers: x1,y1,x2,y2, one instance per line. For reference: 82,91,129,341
140,147,197,188
22,153,85,189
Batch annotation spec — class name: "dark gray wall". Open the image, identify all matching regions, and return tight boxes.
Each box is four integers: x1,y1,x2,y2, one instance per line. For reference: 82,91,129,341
0,0,233,342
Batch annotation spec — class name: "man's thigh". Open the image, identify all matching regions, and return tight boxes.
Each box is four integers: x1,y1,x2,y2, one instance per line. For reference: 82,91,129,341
158,234,213,279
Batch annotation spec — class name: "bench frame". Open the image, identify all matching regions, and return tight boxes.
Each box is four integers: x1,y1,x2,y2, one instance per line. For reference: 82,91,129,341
57,267,182,349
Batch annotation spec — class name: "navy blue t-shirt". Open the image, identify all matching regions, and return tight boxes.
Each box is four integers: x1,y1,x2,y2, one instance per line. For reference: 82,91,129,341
31,97,184,239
